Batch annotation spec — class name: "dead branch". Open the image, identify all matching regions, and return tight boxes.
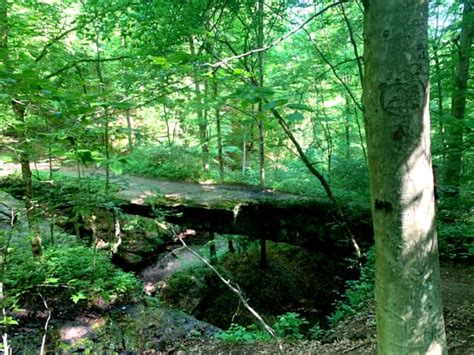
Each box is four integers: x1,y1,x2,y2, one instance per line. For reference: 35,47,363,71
175,234,279,341
38,292,52,355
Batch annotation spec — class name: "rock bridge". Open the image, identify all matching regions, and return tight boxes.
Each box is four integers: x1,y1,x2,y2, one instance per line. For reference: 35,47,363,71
115,177,373,257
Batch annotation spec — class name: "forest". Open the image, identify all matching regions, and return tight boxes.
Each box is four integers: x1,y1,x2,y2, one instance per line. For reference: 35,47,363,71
0,0,472,353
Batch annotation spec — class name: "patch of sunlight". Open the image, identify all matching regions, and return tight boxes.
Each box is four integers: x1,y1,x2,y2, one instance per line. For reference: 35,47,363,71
323,95,344,108
60,326,89,342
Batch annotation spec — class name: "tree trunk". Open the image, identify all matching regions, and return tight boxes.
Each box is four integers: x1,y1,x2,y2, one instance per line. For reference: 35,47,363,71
344,94,351,159
444,0,473,196
2,3,37,238
163,105,172,145
242,131,247,176
433,47,446,159
202,81,210,171
213,80,224,178
189,36,209,172
0,0,6,65
362,1,447,353
257,0,265,187
95,33,110,194
125,109,134,152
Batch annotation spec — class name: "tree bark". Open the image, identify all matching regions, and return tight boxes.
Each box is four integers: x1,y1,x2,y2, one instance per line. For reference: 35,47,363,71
257,0,265,186
2,1,40,250
0,0,6,65
444,0,473,195
189,36,209,172
363,1,447,353
213,80,224,178
125,109,134,152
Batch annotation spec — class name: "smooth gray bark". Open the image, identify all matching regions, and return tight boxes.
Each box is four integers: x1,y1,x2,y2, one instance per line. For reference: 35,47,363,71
363,1,447,353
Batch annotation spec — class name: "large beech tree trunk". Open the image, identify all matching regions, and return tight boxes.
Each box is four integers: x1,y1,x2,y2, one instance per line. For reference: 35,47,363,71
444,0,473,195
362,1,447,353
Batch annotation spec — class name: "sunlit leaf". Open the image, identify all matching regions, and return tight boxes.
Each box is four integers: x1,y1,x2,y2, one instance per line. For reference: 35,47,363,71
262,99,288,111
287,112,305,122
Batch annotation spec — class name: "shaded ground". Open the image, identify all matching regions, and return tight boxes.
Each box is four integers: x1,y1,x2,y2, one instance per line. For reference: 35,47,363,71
166,265,472,354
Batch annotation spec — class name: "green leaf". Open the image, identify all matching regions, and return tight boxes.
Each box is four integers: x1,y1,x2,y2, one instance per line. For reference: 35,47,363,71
287,112,305,122
109,101,136,109
45,278,59,284
77,150,94,165
0,155,13,163
152,56,168,66
0,317,18,325
262,99,288,111
255,87,275,97
287,103,313,112
110,160,123,175
71,292,87,304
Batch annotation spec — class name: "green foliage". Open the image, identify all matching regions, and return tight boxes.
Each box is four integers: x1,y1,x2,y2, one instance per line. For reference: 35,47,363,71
437,197,474,261
273,312,309,340
5,245,140,305
124,145,203,181
308,323,325,340
328,248,375,326
216,312,321,343
215,323,271,343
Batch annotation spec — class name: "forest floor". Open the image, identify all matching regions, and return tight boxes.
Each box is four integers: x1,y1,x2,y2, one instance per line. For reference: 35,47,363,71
179,265,473,354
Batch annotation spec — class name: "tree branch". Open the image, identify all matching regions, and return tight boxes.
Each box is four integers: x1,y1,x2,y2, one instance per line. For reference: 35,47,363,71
45,56,132,79
303,28,363,112
207,1,348,68
339,3,364,87
35,26,79,63
175,234,279,341
270,106,361,259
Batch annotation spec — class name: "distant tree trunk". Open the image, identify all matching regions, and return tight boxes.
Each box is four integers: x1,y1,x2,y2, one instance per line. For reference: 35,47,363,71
125,109,134,152
203,81,210,171
14,104,36,233
163,105,172,145
257,0,265,186
209,231,217,264
363,1,447,353
189,36,209,172
94,32,110,194
444,0,473,196
353,103,367,164
1,1,40,251
433,47,446,159
213,80,224,178
242,131,247,176
344,94,351,159
0,0,6,64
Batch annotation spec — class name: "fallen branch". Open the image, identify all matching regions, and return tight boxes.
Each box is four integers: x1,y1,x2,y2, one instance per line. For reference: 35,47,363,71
175,234,279,342
342,339,371,353
38,292,52,355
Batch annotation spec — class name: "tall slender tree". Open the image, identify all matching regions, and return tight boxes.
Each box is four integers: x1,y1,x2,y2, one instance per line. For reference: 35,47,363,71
363,0,447,353
444,0,473,195
257,0,265,187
